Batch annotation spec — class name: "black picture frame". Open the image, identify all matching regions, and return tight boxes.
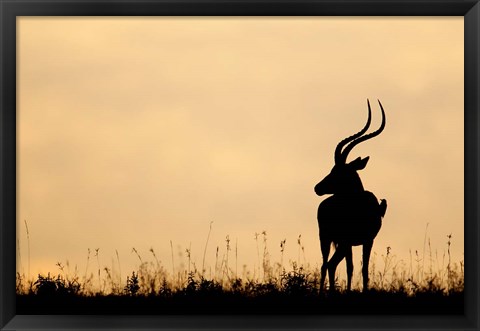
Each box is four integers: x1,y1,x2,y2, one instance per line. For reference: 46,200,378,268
1,0,478,330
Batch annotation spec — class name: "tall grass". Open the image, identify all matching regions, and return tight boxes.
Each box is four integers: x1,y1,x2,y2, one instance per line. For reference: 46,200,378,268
16,231,464,298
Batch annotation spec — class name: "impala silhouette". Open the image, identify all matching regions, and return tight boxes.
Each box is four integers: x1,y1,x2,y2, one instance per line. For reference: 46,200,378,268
315,99,387,292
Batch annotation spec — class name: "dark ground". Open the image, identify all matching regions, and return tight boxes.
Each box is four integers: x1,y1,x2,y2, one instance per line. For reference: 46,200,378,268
17,290,464,315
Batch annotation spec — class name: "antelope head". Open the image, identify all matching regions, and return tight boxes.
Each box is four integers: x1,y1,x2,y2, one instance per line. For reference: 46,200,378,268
314,99,386,196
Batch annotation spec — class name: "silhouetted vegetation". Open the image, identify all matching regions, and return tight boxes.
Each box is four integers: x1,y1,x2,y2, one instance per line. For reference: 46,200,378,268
16,232,464,315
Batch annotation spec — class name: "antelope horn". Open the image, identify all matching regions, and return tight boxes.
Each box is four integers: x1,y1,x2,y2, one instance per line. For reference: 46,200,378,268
334,99,372,164
340,99,386,164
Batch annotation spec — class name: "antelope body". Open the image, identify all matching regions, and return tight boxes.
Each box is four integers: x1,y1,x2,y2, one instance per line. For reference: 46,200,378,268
315,99,387,292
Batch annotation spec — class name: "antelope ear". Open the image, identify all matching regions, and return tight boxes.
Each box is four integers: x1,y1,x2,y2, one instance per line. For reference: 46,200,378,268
349,156,369,170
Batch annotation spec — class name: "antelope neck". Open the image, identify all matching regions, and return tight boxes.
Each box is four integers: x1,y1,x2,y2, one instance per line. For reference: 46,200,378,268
336,183,365,195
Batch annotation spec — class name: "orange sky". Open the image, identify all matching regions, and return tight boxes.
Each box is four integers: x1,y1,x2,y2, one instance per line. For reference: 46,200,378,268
17,17,464,284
